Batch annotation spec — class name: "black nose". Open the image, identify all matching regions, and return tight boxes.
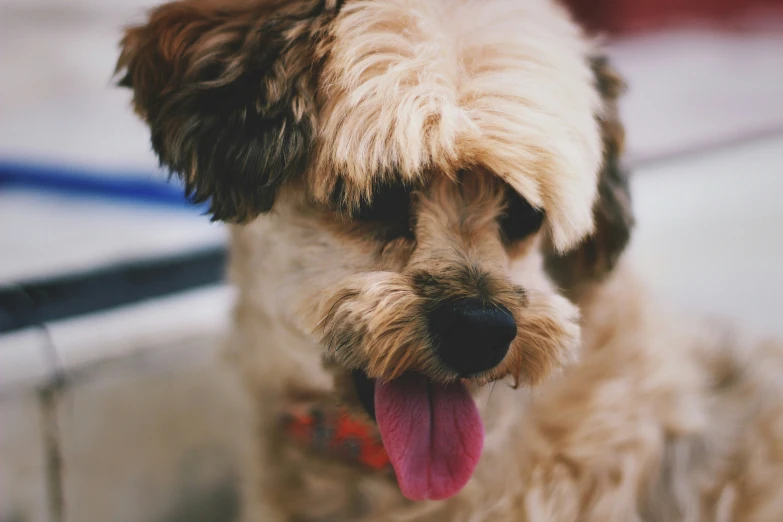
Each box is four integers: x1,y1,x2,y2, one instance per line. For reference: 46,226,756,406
429,298,517,376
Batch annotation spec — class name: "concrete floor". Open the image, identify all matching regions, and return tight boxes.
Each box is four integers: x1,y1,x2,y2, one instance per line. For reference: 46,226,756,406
1,2,783,521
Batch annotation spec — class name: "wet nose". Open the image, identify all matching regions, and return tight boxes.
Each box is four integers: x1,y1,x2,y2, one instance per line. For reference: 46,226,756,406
429,298,517,376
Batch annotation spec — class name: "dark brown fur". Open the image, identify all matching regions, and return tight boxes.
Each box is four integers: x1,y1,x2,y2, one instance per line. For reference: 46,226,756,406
116,0,343,222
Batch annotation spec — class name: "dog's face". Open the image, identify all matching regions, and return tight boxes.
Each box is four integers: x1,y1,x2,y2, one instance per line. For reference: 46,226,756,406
118,0,633,501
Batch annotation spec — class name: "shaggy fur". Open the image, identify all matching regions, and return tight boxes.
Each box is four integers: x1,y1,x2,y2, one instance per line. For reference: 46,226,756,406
118,0,783,520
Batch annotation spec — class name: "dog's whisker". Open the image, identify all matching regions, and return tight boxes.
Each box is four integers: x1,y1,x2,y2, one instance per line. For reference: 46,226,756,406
487,381,498,407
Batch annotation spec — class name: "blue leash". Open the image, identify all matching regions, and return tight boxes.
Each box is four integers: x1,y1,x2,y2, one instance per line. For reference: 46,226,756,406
0,159,207,211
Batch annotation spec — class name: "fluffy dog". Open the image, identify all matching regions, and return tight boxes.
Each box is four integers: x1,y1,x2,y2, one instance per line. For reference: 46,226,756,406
117,0,783,520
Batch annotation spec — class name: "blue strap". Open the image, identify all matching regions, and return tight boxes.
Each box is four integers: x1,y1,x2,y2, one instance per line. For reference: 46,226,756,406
0,159,206,211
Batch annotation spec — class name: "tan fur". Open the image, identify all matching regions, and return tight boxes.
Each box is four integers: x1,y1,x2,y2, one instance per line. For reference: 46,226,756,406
116,0,783,520
311,0,602,252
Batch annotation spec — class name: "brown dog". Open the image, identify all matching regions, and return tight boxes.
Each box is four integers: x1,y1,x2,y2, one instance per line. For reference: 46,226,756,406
117,0,783,520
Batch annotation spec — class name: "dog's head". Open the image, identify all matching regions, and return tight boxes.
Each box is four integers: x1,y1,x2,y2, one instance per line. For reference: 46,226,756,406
118,0,632,501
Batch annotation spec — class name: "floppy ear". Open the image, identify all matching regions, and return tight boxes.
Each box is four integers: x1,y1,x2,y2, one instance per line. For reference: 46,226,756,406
544,55,635,291
116,0,342,222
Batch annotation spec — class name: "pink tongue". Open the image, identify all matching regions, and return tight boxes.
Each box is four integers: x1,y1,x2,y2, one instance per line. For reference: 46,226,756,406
374,373,484,501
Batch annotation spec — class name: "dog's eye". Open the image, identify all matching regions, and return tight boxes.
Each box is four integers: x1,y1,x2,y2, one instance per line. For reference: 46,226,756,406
500,189,544,242
353,182,414,240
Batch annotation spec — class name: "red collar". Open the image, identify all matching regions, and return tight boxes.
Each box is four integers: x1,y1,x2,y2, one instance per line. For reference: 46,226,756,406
280,404,391,472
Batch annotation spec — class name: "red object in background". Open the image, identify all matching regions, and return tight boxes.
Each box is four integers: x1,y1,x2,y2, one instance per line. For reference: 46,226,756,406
566,0,783,33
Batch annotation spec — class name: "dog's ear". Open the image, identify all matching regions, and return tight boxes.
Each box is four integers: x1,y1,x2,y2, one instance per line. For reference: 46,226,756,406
116,0,342,222
545,55,635,291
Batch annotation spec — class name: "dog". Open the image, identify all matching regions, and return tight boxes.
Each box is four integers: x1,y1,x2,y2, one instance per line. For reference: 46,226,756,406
116,0,783,520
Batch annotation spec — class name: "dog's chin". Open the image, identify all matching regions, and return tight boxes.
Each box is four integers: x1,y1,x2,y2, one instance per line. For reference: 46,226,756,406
349,369,485,502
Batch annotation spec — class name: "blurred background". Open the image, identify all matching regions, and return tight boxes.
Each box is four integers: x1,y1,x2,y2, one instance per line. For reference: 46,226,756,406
1,1,782,521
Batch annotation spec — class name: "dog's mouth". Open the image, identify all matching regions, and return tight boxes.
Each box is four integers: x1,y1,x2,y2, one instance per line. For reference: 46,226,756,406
352,370,484,501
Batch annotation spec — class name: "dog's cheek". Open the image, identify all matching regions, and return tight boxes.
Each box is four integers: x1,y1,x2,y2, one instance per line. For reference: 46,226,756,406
499,292,582,387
